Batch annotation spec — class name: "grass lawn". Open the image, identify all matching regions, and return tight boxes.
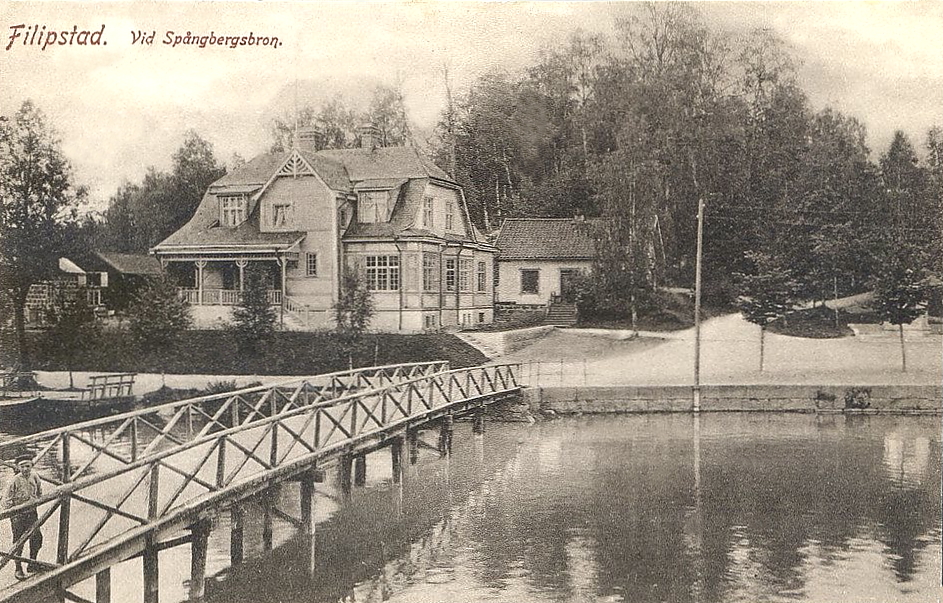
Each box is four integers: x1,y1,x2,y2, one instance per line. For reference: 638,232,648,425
766,305,881,339
6,328,487,375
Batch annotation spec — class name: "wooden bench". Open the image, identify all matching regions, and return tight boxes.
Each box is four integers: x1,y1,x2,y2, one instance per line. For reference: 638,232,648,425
80,373,136,401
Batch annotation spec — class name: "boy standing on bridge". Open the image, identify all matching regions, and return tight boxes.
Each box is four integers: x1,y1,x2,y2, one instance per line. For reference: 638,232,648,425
4,454,43,580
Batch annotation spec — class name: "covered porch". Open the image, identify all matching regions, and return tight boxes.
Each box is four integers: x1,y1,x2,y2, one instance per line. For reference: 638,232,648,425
171,259,285,306
152,235,310,327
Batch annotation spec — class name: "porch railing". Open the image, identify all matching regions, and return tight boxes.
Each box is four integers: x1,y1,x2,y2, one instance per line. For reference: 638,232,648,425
178,288,284,306
284,294,313,326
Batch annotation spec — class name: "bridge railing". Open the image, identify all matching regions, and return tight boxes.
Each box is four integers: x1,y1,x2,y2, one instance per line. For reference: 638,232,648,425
0,363,519,596
0,361,449,493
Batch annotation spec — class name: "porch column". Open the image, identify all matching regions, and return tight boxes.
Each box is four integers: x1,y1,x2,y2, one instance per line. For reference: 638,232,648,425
278,255,287,327
195,260,207,306
236,259,248,292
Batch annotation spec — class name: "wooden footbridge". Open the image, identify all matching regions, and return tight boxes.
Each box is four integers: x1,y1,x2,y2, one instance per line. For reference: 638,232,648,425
0,361,522,603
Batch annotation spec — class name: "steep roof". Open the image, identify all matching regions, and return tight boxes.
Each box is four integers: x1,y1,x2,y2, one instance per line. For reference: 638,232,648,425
94,252,162,275
319,146,453,183
154,191,304,250
156,142,464,250
211,145,351,191
495,218,597,261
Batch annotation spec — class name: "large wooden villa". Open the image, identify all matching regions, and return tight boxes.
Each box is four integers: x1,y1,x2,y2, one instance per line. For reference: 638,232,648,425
152,126,496,332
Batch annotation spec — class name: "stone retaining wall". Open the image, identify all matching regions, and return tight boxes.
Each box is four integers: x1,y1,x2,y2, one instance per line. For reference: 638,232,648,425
526,384,942,414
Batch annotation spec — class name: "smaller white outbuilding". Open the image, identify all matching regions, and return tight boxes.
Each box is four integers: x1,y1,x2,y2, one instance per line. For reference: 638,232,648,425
494,218,597,306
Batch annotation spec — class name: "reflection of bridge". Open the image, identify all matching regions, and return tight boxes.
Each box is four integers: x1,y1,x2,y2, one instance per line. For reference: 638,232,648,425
0,361,521,603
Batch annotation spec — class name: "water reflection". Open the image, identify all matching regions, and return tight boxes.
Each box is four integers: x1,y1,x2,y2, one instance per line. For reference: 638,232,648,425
1,414,939,603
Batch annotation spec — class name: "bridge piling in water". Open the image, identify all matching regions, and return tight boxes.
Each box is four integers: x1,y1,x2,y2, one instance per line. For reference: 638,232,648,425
439,414,454,456
340,455,354,496
142,535,159,603
354,455,368,487
391,436,404,484
230,505,245,565
262,491,275,552
300,471,317,577
95,568,111,603
188,520,212,602
408,431,419,465
472,411,486,435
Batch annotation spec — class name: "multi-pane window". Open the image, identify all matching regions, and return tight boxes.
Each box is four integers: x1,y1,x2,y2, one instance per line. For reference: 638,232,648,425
445,258,457,292
476,261,487,292
358,191,390,223
423,196,434,228
445,201,455,231
521,269,539,294
272,203,290,227
306,253,318,277
422,253,440,291
365,255,400,291
220,195,246,227
459,258,471,292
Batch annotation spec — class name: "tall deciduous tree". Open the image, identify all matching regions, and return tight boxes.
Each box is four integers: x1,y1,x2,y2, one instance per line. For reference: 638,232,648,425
98,131,224,253
0,100,85,369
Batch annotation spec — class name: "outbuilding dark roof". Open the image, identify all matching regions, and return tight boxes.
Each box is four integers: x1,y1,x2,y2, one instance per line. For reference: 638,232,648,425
495,218,597,261
94,252,163,275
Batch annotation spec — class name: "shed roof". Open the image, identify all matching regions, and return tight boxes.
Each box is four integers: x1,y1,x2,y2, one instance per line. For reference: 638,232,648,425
94,252,163,275
495,218,597,261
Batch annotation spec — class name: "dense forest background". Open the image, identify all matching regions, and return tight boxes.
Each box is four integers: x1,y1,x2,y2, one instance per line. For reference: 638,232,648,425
80,4,941,306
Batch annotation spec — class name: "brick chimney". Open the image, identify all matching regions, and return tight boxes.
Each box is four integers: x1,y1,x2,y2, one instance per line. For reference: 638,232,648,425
295,126,324,149
358,124,381,150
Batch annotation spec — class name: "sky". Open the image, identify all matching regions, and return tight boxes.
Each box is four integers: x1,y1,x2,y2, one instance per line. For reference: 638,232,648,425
1,1,941,211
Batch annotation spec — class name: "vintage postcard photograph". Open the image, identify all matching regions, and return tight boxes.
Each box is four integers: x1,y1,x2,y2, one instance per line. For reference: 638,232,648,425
0,2,941,603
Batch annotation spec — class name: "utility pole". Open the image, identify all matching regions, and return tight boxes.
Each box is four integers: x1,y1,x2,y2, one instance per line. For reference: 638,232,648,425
693,197,705,412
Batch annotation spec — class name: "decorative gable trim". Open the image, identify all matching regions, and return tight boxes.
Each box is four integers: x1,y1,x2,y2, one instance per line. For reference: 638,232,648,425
251,149,333,208
277,150,317,178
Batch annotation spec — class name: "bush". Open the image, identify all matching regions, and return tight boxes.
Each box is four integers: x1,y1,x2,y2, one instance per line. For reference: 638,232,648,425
204,379,239,395
844,387,871,410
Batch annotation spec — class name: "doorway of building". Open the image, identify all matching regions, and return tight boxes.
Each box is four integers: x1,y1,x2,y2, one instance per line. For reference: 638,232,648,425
559,269,580,302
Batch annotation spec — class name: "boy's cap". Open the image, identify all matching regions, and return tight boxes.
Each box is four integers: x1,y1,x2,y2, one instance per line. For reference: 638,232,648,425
14,454,34,464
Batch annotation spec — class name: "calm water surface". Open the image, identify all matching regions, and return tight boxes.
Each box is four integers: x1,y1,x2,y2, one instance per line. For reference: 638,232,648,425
1,413,940,602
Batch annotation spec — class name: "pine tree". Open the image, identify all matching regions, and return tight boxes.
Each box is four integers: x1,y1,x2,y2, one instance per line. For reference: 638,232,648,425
128,276,192,378
334,271,374,368
871,244,929,372
735,251,797,372
230,265,276,357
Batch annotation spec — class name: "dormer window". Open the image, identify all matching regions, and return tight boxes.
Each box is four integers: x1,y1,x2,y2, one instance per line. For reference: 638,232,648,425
220,195,247,227
423,196,434,228
445,201,455,231
358,190,390,223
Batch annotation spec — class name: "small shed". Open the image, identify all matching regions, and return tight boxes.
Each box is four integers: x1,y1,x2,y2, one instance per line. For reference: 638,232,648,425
494,218,597,306
79,252,163,311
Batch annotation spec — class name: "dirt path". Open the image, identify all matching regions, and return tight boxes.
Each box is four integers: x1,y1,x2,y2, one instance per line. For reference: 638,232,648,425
497,314,942,387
